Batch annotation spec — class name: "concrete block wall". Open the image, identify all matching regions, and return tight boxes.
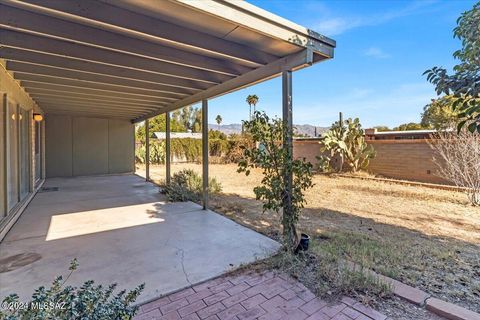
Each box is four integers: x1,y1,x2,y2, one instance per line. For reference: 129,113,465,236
45,115,134,178
293,138,451,185
367,140,449,184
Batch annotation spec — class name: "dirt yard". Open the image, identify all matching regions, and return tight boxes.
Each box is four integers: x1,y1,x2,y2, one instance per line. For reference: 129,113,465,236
137,163,480,313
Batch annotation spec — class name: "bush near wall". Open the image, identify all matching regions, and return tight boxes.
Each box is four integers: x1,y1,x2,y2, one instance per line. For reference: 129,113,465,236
135,137,233,164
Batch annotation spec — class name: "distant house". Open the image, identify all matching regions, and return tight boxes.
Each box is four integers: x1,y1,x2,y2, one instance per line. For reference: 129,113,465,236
154,132,202,139
364,128,438,140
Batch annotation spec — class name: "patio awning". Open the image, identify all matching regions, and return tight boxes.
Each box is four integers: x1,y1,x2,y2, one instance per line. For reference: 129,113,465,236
0,0,336,122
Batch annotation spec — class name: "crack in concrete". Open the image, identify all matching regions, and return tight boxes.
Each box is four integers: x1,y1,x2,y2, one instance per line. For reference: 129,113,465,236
175,246,192,287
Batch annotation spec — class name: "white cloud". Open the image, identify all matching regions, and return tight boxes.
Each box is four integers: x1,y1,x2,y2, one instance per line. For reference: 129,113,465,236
364,47,391,59
314,0,438,36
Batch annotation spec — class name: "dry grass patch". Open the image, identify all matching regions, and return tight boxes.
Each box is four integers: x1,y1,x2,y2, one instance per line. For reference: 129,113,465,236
137,163,480,312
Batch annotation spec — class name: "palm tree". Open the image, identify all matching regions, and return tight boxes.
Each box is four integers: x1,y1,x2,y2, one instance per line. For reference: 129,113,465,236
245,94,259,120
215,114,222,129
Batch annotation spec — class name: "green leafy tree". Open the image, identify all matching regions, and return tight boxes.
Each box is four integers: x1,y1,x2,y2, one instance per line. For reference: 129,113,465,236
424,1,480,133
176,106,202,133
215,114,223,126
245,94,259,120
238,111,313,251
373,126,391,132
421,96,459,130
321,118,376,172
136,105,203,143
393,122,424,131
191,108,202,133
136,113,185,143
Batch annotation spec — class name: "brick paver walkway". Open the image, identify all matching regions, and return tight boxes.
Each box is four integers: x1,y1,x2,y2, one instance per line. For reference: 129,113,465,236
135,270,388,320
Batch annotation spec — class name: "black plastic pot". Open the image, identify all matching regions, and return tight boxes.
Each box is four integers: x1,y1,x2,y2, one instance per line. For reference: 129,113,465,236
295,233,310,253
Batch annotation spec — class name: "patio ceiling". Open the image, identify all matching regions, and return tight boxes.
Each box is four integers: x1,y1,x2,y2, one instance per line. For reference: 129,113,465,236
0,0,336,121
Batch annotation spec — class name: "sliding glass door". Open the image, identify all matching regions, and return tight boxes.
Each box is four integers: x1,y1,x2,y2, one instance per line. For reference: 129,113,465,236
19,108,30,199
35,120,41,183
7,101,18,211
0,97,5,219
1,100,32,220
0,98,33,229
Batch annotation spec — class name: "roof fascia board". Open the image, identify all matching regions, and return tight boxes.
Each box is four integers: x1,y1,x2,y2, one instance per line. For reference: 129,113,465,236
173,0,335,57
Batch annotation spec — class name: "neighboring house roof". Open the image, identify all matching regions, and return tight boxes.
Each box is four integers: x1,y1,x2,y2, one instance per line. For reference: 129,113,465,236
364,128,453,140
154,132,202,139
371,130,438,135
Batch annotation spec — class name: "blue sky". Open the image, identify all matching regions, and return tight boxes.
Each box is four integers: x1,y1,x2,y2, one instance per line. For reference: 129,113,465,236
204,0,475,128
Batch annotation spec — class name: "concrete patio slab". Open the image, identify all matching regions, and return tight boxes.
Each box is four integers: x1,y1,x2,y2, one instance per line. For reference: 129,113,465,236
0,174,280,304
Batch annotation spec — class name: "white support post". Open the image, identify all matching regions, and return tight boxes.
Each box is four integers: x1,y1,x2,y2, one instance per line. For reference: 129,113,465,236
145,119,150,182
165,112,171,185
202,99,208,210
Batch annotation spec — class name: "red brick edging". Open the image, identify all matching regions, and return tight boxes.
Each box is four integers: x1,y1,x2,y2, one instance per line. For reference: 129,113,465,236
371,270,480,320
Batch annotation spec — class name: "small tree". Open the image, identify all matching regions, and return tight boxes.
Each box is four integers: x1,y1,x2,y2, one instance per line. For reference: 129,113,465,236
430,131,480,206
424,2,479,132
215,114,223,126
321,118,376,172
246,94,259,120
393,122,424,131
238,111,313,251
421,96,459,130
373,125,391,132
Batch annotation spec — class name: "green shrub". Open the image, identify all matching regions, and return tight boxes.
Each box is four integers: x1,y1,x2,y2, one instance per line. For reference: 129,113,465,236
164,169,222,202
225,134,255,163
0,259,144,320
136,134,231,165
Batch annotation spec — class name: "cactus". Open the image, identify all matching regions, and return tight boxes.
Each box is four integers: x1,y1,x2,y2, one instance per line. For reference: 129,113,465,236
321,118,376,172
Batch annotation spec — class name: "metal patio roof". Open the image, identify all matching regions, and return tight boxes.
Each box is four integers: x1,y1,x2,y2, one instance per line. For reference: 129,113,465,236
0,0,336,122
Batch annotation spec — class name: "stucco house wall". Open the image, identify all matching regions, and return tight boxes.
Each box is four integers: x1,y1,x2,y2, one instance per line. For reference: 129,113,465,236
45,115,134,178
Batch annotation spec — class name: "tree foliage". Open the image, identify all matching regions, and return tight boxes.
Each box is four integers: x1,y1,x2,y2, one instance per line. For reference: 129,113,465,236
136,131,229,165
321,118,376,172
237,111,313,251
215,114,223,126
393,122,425,131
136,106,203,143
245,94,259,120
424,1,480,133
373,126,391,132
421,96,459,130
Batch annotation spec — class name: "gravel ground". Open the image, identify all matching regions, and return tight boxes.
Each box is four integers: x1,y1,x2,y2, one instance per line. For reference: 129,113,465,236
375,296,446,320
